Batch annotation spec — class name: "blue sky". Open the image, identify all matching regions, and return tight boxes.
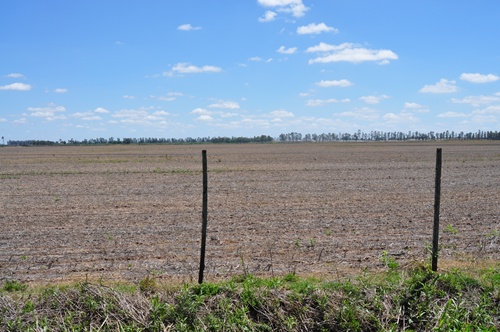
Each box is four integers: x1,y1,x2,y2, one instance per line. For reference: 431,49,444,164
1,0,499,141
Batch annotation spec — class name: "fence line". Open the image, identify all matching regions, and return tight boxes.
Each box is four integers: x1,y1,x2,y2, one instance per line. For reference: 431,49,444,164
2,145,499,283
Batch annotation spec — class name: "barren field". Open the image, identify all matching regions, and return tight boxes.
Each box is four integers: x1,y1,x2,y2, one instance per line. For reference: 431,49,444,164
1,142,499,284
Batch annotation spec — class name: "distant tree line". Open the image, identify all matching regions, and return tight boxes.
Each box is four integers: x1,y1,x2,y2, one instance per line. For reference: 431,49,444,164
4,130,500,146
5,135,274,146
278,130,500,142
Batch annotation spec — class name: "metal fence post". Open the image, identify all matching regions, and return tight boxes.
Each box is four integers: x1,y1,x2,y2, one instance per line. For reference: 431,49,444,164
432,148,442,272
198,150,208,284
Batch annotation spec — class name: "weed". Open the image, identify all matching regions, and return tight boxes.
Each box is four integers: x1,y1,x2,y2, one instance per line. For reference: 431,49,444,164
380,251,399,271
444,224,459,234
139,275,157,293
3,280,28,292
1,266,499,330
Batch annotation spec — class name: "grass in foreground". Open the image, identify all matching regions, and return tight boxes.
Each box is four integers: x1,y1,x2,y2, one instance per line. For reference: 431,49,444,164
1,264,499,331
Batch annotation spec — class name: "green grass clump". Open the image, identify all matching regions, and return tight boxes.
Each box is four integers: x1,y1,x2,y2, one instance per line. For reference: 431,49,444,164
0,265,499,330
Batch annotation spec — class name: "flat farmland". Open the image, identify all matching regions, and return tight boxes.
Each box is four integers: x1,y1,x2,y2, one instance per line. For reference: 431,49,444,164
1,142,499,284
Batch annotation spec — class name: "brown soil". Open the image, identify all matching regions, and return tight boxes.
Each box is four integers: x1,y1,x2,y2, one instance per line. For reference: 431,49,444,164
1,142,499,284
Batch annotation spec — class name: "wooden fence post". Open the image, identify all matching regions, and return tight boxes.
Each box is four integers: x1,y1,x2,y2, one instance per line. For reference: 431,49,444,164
432,148,442,272
198,150,208,284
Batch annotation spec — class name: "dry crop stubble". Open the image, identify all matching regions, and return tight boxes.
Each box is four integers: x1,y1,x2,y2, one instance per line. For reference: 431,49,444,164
0,141,499,283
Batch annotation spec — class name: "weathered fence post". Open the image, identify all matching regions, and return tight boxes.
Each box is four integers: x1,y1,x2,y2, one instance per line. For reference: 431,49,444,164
198,150,208,284
432,148,442,272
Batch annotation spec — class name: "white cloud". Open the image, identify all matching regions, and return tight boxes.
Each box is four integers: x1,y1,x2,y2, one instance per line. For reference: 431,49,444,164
308,43,398,64
382,111,419,124
460,73,499,84
13,118,27,125
166,63,222,75
113,108,150,118
0,117,6,122
297,23,338,35
277,46,297,54
72,112,102,121
27,104,66,120
5,73,24,78
360,95,390,104
403,102,429,113
123,95,136,99
196,114,214,121
155,91,184,101
339,107,379,121
0,82,32,91
437,111,468,118
316,79,353,88
157,96,176,101
269,110,294,118
306,98,350,106
306,42,353,53
177,24,202,31
54,88,67,93
94,107,110,113
419,79,458,93
258,10,277,22
191,108,210,115
257,0,309,18
404,102,424,109
110,107,171,127
153,110,170,116
451,95,500,107
472,105,500,115
248,56,273,63
191,109,214,121
209,101,240,109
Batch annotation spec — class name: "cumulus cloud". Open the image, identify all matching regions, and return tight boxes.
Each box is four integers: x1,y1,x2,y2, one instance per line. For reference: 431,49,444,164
191,108,214,121
110,107,171,127
360,95,390,104
54,88,67,93
382,111,419,124
94,107,110,113
0,83,32,91
257,0,309,18
306,42,352,53
297,23,338,35
209,101,240,109
26,104,66,120
165,63,222,75
419,79,458,93
451,94,500,107
437,111,468,118
307,43,398,64
177,23,202,31
339,107,379,121
472,105,500,116
72,111,102,121
5,73,24,78
258,10,277,22
460,73,499,84
404,102,424,109
403,102,429,113
277,46,297,54
269,110,294,118
306,98,350,106
316,79,353,88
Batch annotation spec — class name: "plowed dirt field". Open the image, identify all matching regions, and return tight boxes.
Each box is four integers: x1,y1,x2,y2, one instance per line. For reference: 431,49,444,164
1,142,499,283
